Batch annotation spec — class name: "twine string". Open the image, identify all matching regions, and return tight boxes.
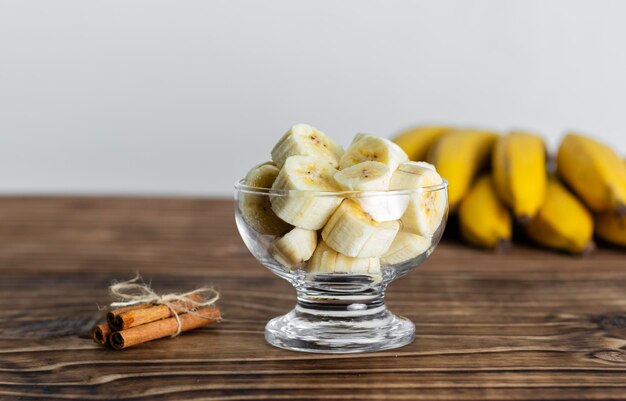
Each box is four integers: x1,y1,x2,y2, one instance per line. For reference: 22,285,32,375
109,275,219,336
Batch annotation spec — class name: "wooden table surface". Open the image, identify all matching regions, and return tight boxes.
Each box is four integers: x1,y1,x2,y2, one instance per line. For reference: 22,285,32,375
1,197,625,400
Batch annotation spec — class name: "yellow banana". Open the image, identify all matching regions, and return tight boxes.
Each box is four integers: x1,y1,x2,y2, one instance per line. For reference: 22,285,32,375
492,132,547,222
427,129,499,210
557,133,626,213
458,175,512,250
526,179,594,254
594,212,626,247
392,126,452,162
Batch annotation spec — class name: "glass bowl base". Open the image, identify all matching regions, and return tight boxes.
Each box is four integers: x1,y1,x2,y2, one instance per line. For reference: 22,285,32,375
265,306,415,354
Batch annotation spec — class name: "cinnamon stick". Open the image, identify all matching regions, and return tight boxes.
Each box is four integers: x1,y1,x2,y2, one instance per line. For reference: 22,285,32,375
106,303,152,328
91,323,111,345
108,294,203,331
109,306,221,350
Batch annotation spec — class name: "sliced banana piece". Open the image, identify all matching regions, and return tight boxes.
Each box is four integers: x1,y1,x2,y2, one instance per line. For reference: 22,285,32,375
322,199,399,258
270,227,317,270
239,162,293,235
334,161,391,191
334,161,408,222
381,232,431,266
307,241,381,274
412,161,437,171
339,134,409,172
350,133,368,145
271,124,344,168
390,161,447,238
270,155,343,230
306,240,333,273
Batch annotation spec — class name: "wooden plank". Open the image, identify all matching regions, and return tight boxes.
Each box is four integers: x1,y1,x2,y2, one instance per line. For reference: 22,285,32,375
0,197,625,400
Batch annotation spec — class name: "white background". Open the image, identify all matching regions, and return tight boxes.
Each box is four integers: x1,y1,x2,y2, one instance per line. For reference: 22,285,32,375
1,0,625,197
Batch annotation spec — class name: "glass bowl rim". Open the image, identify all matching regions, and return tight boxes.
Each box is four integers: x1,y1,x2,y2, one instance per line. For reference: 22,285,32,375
234,178,448,197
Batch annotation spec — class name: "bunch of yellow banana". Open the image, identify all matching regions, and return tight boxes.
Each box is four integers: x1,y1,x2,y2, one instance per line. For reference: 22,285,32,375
393,126,626,254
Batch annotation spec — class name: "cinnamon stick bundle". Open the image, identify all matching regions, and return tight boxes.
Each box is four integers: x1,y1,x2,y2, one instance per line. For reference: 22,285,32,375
109,306,220,350
108,294,203,331
92,276,220,349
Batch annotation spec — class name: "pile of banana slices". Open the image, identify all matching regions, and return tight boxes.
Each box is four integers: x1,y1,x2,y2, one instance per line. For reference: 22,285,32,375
239,124,447,274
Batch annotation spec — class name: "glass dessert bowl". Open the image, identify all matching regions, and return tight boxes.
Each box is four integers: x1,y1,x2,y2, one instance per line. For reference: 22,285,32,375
234,180,448,354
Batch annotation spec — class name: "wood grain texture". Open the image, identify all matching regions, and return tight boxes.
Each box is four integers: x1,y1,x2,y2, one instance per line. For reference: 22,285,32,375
0,197,625,400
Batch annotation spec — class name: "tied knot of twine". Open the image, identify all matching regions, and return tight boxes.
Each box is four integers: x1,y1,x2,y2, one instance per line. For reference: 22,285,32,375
109,275,220,337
